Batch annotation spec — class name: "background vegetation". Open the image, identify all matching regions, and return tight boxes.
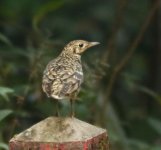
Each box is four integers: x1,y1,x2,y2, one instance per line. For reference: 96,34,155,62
0,0,161,149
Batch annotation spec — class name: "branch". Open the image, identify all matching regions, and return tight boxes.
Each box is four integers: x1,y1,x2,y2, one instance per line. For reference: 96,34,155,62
104,0,160,103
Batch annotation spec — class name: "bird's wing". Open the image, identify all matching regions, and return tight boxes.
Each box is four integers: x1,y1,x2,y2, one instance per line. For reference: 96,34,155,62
58,71,83,98
42,61,83,99
50,68,83,99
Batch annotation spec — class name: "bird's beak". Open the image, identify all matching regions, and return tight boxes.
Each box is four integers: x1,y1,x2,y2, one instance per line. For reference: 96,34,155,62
88,42,100,48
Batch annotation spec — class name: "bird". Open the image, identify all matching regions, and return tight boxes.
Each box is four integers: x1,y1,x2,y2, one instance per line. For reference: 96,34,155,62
42,40,99,117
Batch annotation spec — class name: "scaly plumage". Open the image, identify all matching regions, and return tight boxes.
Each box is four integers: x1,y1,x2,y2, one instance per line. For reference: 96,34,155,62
42,40,99,117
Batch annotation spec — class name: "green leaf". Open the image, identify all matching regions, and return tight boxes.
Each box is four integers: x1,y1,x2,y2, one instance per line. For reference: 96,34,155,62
136,86,161,105
0,143,8,150
0,109,13,122
151,146,161,150
0,87,14,101
148,118,161,135
33,0,65,30
0,33,12,46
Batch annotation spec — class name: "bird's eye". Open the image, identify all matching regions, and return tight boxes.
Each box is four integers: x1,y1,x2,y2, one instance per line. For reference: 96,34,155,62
79,44,84,48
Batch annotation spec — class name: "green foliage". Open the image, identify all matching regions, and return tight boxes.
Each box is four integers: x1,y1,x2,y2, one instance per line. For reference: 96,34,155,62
148,118,161,135
0,87,13,150
136,86,161,106
0,109,13,122
0,87,14,102
0,143,8,150
0,33,12,46
33,0,65,30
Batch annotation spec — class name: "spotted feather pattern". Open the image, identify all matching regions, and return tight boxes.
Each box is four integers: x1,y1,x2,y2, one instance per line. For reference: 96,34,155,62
42,52,83,100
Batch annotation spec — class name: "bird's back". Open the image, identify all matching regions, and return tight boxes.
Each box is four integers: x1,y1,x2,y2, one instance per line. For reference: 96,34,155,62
42,54,83,100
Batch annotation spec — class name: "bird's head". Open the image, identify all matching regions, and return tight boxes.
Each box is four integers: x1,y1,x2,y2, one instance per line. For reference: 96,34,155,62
64,40,100,55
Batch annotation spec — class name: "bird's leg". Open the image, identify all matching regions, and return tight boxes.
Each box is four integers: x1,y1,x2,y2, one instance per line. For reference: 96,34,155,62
55,100,60,117
70,99,75,118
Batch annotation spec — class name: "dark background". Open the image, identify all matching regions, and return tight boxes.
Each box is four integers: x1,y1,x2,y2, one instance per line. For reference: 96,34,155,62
0,0,161,150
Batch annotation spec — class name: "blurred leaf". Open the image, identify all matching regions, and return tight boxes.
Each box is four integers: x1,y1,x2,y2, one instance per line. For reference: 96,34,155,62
0,109,13,122
151,145,161,150
136,85,161,105
148,118,161,135
124,78,161,106
151,146,161,150
0,87,14,102
0,143,8,150
107,102,131,150
9,48,30,58
14,110,30,118
128,139,150,150
33,0,65,30
0,33,12,46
